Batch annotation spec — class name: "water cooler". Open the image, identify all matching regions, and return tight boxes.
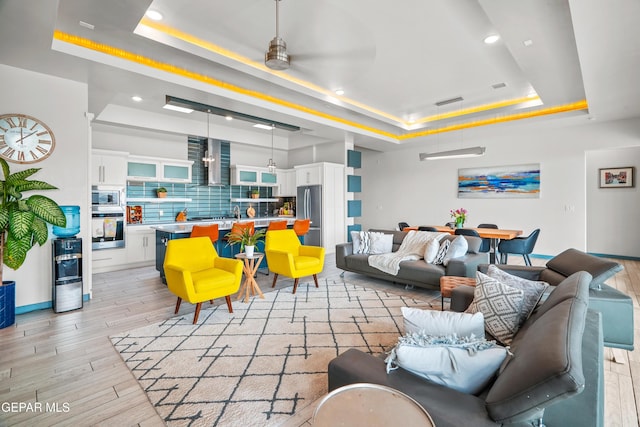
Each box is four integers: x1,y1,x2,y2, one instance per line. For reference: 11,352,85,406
52,206,83,313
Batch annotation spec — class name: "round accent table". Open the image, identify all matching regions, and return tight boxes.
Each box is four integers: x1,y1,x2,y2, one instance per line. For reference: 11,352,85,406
439,276,477,310
313,383,435,427
234,252,265,303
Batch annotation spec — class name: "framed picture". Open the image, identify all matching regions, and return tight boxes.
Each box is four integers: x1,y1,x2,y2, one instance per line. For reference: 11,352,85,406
599,167,634,188
458,163,540,198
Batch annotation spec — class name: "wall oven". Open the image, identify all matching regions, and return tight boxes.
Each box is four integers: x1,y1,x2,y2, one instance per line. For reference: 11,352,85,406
91,185,126,250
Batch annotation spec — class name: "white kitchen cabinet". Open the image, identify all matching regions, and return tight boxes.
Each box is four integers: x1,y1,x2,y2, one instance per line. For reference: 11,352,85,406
127,155,193,183
126,226,156,265
231,165,278,186
295,164,322,186
92,149,128,186
274,169,296,196
91,247,128,273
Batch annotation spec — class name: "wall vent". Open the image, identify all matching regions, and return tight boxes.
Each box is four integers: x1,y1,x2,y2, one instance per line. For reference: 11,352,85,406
435,96,464,107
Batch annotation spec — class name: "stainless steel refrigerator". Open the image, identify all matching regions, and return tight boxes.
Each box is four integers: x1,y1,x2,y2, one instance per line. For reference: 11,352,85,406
297,185,322,246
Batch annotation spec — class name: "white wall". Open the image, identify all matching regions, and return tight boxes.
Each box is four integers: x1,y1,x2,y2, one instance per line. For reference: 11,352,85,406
586,146,640,256
359,117,640,257
0,64,89,308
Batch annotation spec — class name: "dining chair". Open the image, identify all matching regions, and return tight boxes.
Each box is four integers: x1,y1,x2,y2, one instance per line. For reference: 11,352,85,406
267,220,288,231
164,237,243,324
418,226,438,232
398,222,410,231
498,229,540,266
265,229,325,294
470,223,497,253
190,224,220,252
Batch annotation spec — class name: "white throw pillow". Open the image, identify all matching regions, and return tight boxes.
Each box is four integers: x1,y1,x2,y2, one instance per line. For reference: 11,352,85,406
442,235,468,266
486,265,549,325
369,233,394,254
385,332,507,394
350,231,363,253
466,272,525,346
402,307,484,338
424,239,440,263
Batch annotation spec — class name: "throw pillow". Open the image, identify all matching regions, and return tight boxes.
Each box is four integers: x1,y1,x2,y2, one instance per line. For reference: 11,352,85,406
486,265,548,325
369,233,394,254
433,240,451,265
424,239,440,263
466,272,525,346
385,332,508,394
402,307,484,338
350,231,363,253
442,235,468,266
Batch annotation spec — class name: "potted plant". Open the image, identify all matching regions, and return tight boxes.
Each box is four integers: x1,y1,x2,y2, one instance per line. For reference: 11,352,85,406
250,189,260,199
156,187,168,198
225,227,266,257
0,158,66,329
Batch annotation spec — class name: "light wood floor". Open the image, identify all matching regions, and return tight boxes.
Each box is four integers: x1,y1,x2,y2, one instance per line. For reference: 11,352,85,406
0,256,638,426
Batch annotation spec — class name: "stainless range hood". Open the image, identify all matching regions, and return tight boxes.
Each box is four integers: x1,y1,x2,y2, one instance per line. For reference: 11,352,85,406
206,138,223,186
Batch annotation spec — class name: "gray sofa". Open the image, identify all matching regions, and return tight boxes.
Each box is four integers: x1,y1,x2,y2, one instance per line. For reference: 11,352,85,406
462,249,631,350
336,229,489,290
328,272,603,427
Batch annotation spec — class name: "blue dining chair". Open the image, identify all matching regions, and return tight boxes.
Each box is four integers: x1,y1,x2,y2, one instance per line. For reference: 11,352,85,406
498,229,540,266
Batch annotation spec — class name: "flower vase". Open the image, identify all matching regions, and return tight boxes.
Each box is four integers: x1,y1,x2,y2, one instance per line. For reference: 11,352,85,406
245,245,255,257
455,219,464,228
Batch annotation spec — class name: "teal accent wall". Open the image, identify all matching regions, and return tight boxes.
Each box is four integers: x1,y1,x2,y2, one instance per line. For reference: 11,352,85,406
347,200,362,217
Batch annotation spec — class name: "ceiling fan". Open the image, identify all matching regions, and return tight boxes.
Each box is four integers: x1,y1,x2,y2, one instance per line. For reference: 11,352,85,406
265,0,290,70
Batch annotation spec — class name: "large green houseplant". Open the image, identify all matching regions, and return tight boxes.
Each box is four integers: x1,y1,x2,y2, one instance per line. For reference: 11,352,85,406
0,158,66,327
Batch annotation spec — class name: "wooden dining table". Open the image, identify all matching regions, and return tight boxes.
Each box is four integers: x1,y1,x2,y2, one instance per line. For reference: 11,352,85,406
404,226,523,263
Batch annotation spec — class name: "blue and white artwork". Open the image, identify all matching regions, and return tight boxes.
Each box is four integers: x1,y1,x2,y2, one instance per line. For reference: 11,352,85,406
458,164,540,198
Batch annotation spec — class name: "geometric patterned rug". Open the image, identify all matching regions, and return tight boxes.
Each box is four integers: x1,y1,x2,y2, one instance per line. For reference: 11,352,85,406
110,278,435,426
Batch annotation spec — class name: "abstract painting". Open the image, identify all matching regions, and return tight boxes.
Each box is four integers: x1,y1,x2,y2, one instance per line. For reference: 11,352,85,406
458,164,540,198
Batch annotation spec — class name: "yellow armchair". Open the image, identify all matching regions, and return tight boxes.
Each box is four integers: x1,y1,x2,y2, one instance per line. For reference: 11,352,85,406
265,229,325,294
164,237,243,324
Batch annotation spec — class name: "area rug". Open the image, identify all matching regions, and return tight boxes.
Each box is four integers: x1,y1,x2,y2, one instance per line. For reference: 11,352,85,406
110,279,437,426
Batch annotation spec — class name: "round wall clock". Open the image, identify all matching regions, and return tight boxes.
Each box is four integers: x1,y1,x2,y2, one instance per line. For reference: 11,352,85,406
0,113,56,164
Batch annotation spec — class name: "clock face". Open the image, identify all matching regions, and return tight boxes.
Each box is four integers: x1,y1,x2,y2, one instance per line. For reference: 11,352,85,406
0,113,56,164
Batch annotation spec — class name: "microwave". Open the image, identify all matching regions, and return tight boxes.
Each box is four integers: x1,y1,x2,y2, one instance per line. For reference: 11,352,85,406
92,185,124,207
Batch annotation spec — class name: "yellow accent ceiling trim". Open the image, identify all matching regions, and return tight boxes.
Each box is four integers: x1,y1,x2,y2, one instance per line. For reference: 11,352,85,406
397,100,589,140
53,31,589,142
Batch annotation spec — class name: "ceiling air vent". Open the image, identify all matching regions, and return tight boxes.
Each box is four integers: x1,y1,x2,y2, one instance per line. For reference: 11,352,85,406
492,82,507,89
435,96,464,107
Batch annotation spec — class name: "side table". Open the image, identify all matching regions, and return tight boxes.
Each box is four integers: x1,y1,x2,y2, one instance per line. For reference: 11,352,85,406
234,252,265,303
313,383,435,426
439,276,476,310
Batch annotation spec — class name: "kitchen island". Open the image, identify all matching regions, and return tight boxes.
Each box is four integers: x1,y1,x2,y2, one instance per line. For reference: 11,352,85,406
151,217,297,283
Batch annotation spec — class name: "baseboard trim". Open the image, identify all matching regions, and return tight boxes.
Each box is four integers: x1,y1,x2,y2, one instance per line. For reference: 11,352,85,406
16,294,91,315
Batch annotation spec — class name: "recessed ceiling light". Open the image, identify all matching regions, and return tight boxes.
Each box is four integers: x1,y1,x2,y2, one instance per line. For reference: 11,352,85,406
335,89,345,96
145,10,163,21
253,124,273,130
131,96,142,102
163,104,193,114
225,116,233,121
484,34,500,44
79,21,94,30
523,39,534,47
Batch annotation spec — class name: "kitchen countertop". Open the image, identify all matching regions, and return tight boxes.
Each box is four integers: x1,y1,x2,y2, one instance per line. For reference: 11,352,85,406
146,217,298,234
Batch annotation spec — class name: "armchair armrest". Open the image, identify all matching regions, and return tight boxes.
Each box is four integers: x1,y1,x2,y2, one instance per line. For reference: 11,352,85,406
299,245,325,259
266,249,295,275
163,263,196,300
477,264,546,281
214,257,243,276
335,243,353,270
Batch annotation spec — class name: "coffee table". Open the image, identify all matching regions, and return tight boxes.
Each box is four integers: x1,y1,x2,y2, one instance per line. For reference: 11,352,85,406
440,275,477,310
234,252,265,303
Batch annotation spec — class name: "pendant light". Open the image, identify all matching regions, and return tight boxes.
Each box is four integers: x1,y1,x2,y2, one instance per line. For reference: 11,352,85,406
267,124,277,173
202,111,215,166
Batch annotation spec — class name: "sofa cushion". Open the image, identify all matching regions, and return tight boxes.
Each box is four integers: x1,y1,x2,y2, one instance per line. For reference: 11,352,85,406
396,260,445,284
401,307,485,338
424,238,440,263
486,264,548,326
370,229,407,252
443,235,468,266
485,271,590,424
385,332,508,394
466,272,525,346
546,248,623,289
351,231,394,254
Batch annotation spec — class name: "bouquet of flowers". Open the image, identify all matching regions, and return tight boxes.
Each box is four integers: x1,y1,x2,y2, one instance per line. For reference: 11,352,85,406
450,208,467,228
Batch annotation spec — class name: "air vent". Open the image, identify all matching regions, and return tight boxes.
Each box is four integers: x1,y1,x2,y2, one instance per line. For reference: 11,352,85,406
492,82,507,89
435,96,464,107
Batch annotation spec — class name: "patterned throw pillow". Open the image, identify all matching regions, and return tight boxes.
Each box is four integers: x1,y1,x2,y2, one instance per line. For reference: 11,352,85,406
486,265,549,325
442,235,468,266
466,272,525,346
433,240,451,265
